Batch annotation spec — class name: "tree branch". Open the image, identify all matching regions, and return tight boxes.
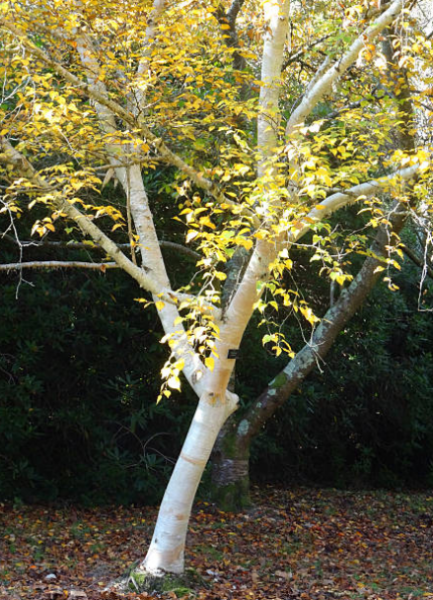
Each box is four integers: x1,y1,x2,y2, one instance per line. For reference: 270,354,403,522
292,163,421,243
0,261,118,271
133,0,167,115
1,20,253,221
0,138,217,315
239,197,411,447
216,0,247,71
73,31,211,394
401,243,433,281
2,234,201,260
282,35,331,71
285,0,404,136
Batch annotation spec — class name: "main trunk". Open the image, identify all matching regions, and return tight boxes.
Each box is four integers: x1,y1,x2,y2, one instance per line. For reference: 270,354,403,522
138,386,237,575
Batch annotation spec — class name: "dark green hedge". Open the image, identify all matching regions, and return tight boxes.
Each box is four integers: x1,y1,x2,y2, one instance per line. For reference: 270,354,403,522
0,267,195,504
249,260,433,489
1,244,432,504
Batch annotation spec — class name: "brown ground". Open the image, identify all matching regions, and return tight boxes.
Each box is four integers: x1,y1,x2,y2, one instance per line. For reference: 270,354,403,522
1,488,432,600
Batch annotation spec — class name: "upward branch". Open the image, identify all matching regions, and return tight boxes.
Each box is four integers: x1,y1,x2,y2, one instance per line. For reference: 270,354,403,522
133,0,167,116
285,0,405,136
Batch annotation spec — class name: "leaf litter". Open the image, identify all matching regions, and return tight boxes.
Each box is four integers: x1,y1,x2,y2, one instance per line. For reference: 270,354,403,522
1,488,432,600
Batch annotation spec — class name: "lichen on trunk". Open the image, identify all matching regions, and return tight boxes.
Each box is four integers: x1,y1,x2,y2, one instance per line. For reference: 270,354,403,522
210,421,252,511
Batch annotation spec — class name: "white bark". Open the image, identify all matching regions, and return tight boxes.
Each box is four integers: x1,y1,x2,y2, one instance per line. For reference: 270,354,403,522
285,0,404,136
76,36,209,393
258,0,289,175
141,383,238,574
140,0,291,575
132,0,166,116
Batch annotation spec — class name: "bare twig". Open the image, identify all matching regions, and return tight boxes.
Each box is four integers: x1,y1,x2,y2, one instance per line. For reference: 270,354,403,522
401,244,433,280
2,234,201,260
282,35,331,71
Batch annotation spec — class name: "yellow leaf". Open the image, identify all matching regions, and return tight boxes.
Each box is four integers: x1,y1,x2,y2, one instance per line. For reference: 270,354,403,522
155,300,165,310
205,356,215,371
215,271,227,281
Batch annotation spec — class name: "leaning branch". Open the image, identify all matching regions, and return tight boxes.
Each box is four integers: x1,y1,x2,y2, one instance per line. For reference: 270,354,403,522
285,0,404,136
401,243,433,281
0,261,118,271
0,138,217,315
292,163,420,243
2,233,201,260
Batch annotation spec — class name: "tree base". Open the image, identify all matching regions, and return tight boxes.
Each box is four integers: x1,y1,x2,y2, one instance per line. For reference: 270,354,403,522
209,478,252,512
126,567,204,595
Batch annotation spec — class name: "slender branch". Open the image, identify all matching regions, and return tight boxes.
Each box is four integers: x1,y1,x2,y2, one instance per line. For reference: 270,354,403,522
401,243,433,280
0,261,118,271
159,241,200,259
2,234,201,260
282,35,331,71
321,99,367,121
292,163,420,243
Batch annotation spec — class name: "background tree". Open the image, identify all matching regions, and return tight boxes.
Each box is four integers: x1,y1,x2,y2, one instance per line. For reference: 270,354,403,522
0,0,431,581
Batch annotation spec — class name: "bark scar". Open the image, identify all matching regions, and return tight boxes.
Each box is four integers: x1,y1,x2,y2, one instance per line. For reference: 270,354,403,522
180,453,207,467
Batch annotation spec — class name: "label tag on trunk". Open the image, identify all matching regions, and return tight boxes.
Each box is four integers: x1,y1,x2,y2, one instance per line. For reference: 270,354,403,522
227,349,239,359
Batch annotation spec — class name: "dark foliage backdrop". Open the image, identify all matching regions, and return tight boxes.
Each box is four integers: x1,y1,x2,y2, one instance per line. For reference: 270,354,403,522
1,243,433,504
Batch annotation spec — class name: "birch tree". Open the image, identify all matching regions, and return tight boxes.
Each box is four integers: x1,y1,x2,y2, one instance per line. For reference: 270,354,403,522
0,0,431,582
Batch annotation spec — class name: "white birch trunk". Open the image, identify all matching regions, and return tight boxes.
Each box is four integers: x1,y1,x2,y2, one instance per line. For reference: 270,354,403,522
140,378,238,574
139,0,291,575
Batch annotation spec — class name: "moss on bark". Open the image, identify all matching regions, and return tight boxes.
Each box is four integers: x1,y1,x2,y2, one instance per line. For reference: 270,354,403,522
209,476,252,512
127,568,202,595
